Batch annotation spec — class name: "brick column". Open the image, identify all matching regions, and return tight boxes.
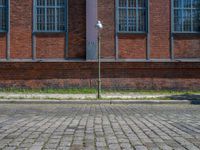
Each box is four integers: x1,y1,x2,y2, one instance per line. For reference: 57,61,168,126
86,0,98,60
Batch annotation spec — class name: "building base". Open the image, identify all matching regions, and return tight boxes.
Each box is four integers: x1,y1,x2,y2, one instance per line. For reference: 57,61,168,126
0,62,200,90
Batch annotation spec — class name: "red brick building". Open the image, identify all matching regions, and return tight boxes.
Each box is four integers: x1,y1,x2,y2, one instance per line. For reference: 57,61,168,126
0,0,200,90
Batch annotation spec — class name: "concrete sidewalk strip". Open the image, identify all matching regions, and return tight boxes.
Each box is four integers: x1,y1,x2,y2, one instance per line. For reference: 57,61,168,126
0,92,200,104
0,99,198,105
0,93,171,100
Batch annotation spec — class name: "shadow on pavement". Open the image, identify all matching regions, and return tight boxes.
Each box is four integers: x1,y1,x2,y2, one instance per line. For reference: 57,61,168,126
166,94,200,105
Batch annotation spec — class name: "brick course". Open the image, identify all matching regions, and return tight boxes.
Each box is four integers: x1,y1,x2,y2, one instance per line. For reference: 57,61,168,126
1,62,200,90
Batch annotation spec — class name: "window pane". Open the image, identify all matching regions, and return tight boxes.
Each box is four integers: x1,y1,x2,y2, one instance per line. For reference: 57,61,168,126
119,0,127,7
173,0,200,32
183,10,191,31
118,0,147,32
174,10,182,31
57,0,65,6
47,8,55,30
35,0,66,32
57,8,65,30
183,0,191,8
119,9,127,31
128,9,136,31
138,0,146,7
0,0,5,5
138,9,146,31
0,0,6,31
174,0,182,8
192,0,200,8
128,0,136,7
37,8,45,31
47,0,55,6
37,0,45,6
192,9,200,32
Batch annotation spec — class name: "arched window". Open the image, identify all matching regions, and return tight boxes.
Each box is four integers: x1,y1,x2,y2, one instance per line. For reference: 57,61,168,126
172,0,200,33
0,0,6,32
116,0,148,33
34,0,67,32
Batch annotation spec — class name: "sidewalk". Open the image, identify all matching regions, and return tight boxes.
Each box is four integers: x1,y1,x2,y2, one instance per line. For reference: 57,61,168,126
0,93,172,100
0,92,200,104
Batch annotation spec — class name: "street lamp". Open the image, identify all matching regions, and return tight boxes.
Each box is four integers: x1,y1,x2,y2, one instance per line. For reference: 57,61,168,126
95,20,103,99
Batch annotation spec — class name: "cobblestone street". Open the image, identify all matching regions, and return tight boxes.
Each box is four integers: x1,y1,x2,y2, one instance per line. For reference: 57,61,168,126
0,104,200,150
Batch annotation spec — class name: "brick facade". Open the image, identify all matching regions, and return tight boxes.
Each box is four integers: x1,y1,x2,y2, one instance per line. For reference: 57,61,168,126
150,0,171,59
0,0,200,89
119,34,147,59
0,33,6,59
10,0,33,59
1,62,200,90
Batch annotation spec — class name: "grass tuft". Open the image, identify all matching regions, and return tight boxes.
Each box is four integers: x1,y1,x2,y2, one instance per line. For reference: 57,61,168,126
0,88,200,95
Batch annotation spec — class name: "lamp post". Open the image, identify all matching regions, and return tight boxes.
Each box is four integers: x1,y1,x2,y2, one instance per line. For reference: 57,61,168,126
95,21,103,99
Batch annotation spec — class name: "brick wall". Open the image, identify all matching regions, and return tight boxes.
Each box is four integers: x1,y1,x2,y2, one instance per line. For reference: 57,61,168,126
1,78,200,90
174,35,200,59
68,0,86,58
0,0,200,90
119,34,147,59
1,62,200,90
0,33,6,59
0,0,86,60
10,0,33,59
98,0,115,59
36,34,65,59
150,0,171,59
0,0,200,60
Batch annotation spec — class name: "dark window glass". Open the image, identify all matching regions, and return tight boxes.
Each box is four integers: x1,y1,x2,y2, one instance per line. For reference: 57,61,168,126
173,0,200,32
0,0,6,31
35,0,66,32
118,0,147,32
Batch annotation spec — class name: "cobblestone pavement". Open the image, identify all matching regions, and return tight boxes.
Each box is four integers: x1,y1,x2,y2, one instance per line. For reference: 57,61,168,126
0,104,200,150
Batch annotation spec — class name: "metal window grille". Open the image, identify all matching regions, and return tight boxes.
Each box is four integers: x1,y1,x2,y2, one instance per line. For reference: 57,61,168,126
173,0,200,33
0,0,6,32
34,0,66,32
117,0,147,33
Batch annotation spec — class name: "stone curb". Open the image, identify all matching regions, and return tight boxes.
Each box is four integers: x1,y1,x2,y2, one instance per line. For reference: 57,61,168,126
0,99,200,104
0,93,172,100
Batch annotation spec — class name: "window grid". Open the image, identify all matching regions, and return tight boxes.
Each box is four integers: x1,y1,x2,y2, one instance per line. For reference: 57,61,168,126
173,0,200,33
34,0,66,32
0,0,6,32
117,0,147,33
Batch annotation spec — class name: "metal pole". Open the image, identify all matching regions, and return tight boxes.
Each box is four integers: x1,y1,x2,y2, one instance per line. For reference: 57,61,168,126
97,31,101,99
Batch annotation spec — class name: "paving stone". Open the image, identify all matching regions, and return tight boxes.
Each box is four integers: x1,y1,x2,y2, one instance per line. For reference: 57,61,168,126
0,104,199,150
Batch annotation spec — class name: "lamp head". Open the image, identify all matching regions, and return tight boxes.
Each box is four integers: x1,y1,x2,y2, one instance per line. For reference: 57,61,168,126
95,20,103,30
